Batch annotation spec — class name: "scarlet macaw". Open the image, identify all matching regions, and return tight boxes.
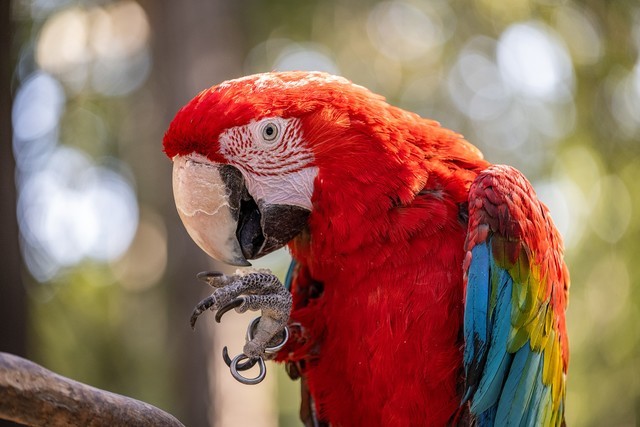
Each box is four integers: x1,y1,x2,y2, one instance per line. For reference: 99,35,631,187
163,72,569,426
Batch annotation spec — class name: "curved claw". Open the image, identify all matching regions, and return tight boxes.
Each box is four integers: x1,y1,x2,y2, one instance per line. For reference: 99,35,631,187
190,295,216,329
230,354,266,385
215,297,245,323
222,346,257,371
222,346,233,366
196,271,224,283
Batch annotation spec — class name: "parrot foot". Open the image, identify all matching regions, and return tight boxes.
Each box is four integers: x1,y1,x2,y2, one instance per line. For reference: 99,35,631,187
190,269,292,385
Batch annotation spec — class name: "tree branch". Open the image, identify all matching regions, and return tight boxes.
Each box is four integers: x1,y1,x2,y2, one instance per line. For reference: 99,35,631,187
0,352,185,427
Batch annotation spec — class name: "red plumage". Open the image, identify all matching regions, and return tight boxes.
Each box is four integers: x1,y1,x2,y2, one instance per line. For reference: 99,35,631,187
163,72,568,426
280,99,488,425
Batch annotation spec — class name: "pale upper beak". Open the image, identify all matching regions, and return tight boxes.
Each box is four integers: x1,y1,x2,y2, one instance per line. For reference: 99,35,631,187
172,154,310,266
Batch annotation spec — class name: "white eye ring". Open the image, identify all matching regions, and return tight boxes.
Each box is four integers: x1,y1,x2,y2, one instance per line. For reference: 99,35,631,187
261,122,279,142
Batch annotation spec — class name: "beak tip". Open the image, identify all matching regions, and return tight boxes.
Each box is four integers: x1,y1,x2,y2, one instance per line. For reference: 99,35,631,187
201,249,251,267
230,258,252,267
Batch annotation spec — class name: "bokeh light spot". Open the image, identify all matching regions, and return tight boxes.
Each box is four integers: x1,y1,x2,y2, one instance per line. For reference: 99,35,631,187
12,71,65,141
35,1,151,96
555,145,603,197
553,5,603,66
535,177,587,250
91,49,152,96
588,175,632,244
273,42,339,74
367,1,445,62
90,1,150,60
36,7,90,75
610,63,640,137
497,22,573,101
112,208,167,292
585,254,630,326
447,38,511,122
18,147,139,280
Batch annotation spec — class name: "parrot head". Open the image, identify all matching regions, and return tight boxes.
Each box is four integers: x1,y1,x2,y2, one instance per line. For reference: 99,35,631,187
164,72,379,265
163,71,467,266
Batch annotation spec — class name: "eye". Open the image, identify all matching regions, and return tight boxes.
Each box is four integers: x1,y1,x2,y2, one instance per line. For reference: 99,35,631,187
261,122,279,142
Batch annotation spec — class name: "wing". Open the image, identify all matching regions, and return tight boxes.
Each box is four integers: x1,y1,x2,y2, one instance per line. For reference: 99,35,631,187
462,165,569,426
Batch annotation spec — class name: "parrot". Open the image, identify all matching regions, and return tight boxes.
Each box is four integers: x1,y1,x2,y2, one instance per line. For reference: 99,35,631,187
163,71,569,426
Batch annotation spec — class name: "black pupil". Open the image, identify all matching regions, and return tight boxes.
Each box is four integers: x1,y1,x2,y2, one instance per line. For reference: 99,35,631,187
265,126,274,136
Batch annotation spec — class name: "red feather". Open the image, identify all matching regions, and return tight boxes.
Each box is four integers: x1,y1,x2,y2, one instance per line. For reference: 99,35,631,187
163,72,568,426
266,78,489,425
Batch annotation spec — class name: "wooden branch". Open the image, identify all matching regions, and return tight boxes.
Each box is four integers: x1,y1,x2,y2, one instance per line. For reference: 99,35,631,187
0,352,185,427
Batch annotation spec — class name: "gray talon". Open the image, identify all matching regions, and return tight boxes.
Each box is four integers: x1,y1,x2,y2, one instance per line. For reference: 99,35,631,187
190,295,216,329
195,271,233,288
230,354,266,385
196,271,225,287
190,268,292,364
223,346,258,371
215,297,245,323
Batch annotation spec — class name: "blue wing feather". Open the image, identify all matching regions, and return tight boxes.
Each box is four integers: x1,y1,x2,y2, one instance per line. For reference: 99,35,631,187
495,345,542,425
464,239,558,426
284,258,297,292
463,166,568,426
470,261,512,414
523,360,546,427
463,242,491,402
476,406,497,426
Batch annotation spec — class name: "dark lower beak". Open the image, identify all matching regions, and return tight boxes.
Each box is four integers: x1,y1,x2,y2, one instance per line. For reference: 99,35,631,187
172,155,309,266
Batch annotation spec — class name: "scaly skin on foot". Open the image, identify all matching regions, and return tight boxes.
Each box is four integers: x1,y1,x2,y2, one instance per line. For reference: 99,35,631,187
190,268,292,360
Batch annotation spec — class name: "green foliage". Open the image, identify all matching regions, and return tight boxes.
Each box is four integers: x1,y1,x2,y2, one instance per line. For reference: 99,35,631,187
29,265,175,414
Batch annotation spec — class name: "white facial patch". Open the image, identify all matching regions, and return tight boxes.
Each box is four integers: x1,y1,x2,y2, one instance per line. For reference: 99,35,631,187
218,117,318,211
242,167,318,210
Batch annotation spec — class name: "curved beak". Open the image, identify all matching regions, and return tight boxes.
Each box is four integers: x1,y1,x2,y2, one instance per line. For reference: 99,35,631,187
172,155,310,266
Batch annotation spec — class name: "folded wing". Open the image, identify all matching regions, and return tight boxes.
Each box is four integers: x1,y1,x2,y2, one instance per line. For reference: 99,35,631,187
462,165,569,426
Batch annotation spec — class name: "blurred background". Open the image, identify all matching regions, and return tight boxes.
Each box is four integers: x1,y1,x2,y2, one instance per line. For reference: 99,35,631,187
1,0,638,425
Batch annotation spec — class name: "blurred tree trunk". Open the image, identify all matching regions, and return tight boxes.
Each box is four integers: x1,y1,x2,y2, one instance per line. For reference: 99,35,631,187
140,1,246,426
0,1,28,426
0,0,26,369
